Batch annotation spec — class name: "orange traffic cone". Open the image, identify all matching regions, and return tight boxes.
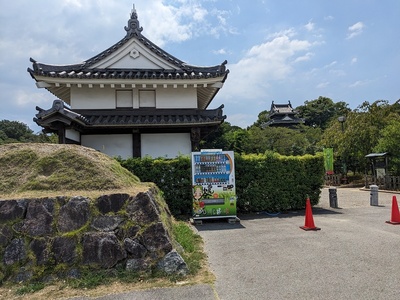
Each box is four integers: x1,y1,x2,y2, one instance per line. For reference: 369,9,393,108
300,198,321,231
386,195,400,225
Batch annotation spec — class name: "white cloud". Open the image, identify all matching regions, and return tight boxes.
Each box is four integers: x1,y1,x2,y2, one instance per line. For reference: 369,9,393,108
294,52,314,62
317,82,329,89
62,0,85,9
226,113,256,128
346,21,364,39
349,80,368,88
351,57,358,65
329,69,346,76
267,28,296,39
221,31,314,101
305,21,315,31
137,2,194,46
134,1,234,45
324,61,337,68
213,48,227,55
15,90,52,107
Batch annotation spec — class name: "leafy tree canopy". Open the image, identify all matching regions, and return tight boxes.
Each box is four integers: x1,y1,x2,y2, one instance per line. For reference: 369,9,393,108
0,120,56,144
0,120,34,144
319,100,400,173
296,96,350,129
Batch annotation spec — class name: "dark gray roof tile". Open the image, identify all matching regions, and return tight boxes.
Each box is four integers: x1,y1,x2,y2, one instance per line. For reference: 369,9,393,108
34,100,225,130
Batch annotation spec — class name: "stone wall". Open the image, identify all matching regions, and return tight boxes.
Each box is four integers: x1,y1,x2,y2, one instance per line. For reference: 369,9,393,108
0,187,188,283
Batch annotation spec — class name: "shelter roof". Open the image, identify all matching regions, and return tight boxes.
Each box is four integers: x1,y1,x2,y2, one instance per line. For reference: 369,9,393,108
365,153,389,158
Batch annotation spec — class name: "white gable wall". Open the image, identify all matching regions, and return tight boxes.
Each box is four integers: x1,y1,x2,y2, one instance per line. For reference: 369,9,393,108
90,40,178,70
141,133,191,158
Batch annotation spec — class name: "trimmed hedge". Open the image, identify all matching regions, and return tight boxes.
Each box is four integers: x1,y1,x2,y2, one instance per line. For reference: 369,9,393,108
119,156,192,216
235,153,324,212
118,152,324,216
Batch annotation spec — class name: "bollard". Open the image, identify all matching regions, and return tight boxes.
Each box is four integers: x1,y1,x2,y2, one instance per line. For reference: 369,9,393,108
370,185,379,206
329,187,338,208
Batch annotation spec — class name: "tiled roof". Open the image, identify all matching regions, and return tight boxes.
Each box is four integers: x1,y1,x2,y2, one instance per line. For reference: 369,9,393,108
34,100,226,130
263,118,304,127
269,101,297,116
28,63,228,81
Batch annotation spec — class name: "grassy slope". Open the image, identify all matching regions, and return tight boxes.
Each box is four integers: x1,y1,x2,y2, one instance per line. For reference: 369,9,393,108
0,143,147,199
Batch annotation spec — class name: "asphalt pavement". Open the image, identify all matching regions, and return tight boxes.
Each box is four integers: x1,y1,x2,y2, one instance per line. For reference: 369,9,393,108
71,187,400,300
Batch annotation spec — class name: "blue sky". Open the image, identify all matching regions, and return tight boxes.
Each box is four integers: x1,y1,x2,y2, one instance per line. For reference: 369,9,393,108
0,0,399,132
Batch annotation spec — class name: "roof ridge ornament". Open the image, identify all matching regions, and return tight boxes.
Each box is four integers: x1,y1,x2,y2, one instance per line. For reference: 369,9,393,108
124,4,143,37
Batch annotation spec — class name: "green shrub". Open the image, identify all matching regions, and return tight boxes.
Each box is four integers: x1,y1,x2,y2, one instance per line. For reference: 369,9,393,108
235,152,324,212
119,156,192,216
118,152,324,215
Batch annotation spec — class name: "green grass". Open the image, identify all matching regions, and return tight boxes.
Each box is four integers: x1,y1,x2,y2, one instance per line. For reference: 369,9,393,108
15,282,46,295
0,143,141,196
172,221,205,274
67,269,113,289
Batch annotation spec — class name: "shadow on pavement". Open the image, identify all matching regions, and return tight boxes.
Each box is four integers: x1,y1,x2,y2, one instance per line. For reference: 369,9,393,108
193,207,343,231
193,218,246,231
238,207,343,221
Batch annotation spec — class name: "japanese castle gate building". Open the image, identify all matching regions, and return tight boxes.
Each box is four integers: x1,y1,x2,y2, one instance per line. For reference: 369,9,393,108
28,5,229,158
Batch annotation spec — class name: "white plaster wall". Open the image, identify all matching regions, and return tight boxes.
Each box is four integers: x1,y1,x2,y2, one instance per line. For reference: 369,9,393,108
156,87,197,109
70,86,196,109
141,133,191,158
70,86,116,109
116,90,133,107
81,134,132,158
65,129,80,142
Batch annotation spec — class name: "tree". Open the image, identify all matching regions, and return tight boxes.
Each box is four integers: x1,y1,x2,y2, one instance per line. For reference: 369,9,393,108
200,122,244,151
319,100,398,174
374,117,400,175
0,119,57,144
244,125,322,156
0,120,35,144
251,110,269,128
296,96,350,129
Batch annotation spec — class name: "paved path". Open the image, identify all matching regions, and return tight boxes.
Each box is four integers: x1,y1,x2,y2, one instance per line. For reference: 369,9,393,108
73,188,400,299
